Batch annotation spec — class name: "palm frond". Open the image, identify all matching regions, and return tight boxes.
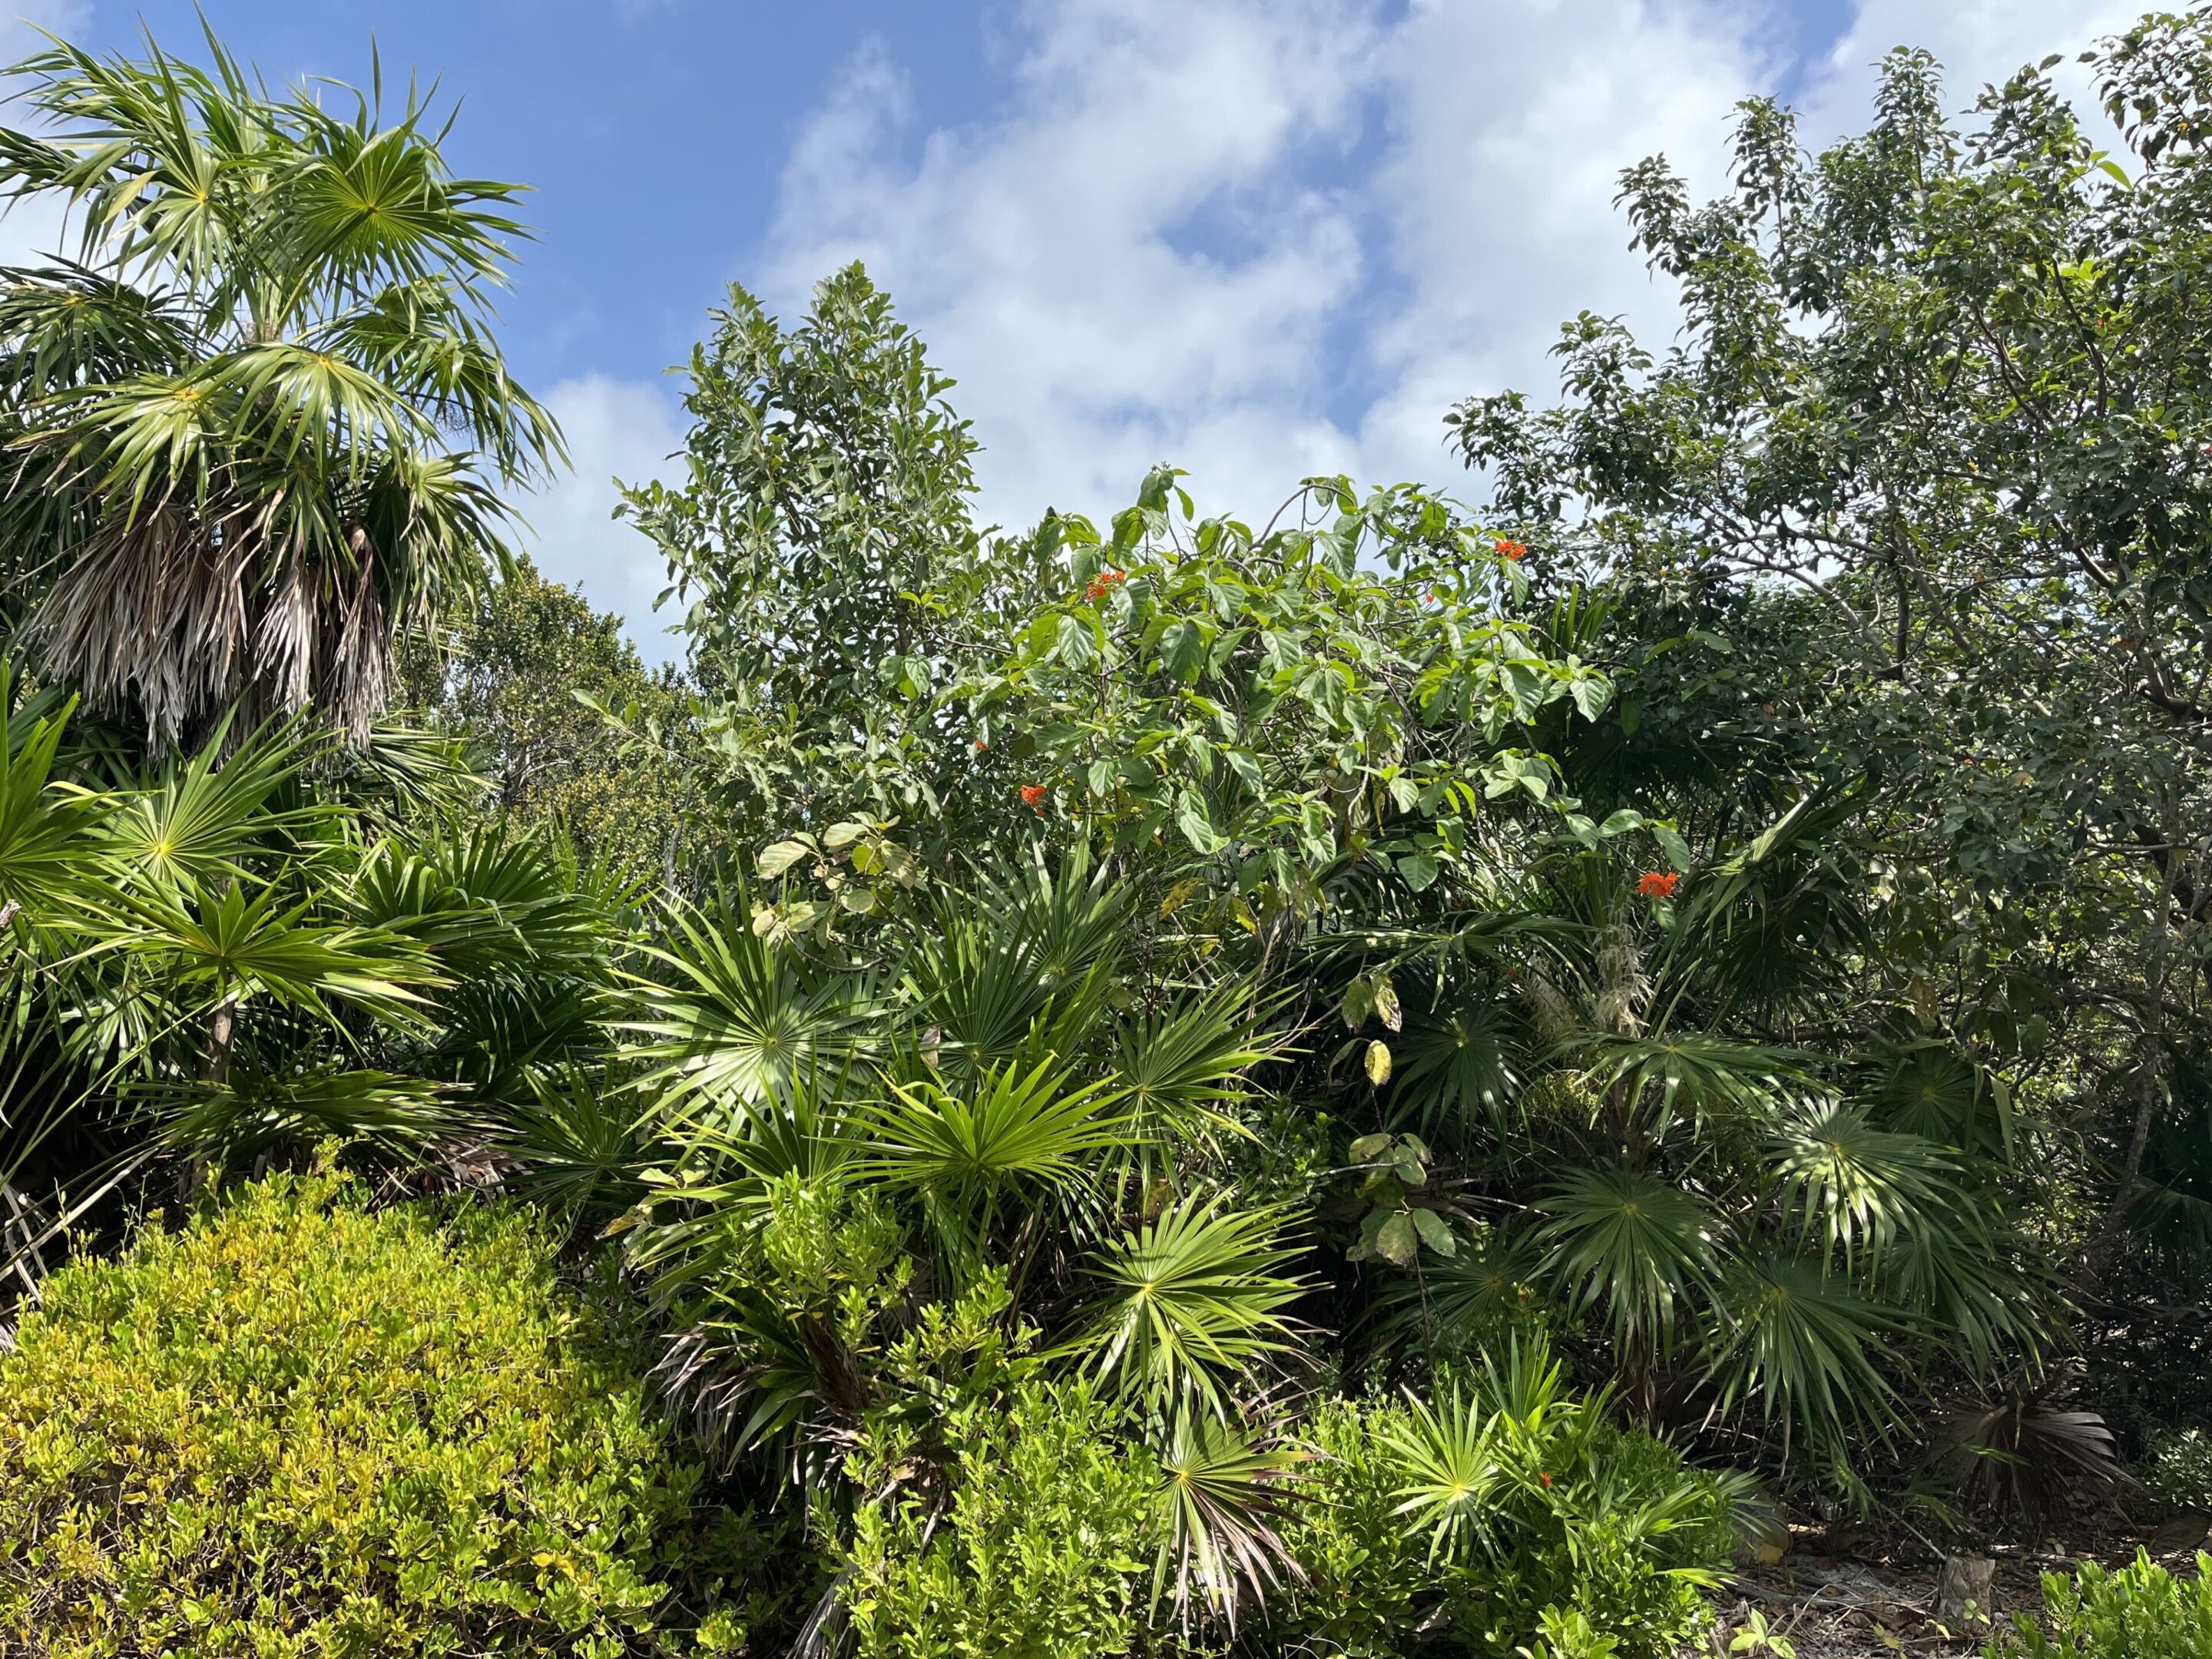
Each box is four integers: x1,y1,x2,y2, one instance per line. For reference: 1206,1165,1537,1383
1766,1101,1958,1266
154,1061,462,1164
498,1061,657,1227
624,896,877,1124
1071,1193,1307,1416
1150,1407,1304,1632
1576,1028,1819,1135
1391,995,1522,1137
1535,1165,1719,1352
1111,982,1275,1149
899,850,1124,1075
1706,1250,1909,1458
857,1058,1128,1268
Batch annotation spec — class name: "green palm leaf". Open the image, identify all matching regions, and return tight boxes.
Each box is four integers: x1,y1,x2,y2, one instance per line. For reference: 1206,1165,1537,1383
1707,1251,1909,1455
0,682,109,919
859,1057,1128,1200
1766,1101,1957,1265
1535,1165,1719,1351
1149,1408,1303,1631
1380,1382,1503,1561
106,716,334,888
624,898,877,1123
1577,1029,1819,1134
1071,1194,1307,1415
1391,997,1521,1135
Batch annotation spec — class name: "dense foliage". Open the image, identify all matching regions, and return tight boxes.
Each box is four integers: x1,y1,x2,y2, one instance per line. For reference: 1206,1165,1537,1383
0,1173,746,1656
1982,1551,2212,1658
2,11,2210,1657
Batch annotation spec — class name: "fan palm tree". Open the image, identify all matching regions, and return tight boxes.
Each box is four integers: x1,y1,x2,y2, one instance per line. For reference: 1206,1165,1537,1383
0,28,562,748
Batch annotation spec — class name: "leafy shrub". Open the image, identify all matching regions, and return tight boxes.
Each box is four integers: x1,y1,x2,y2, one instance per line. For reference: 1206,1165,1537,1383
2147,1430,2212,1512
1273,1343,1740,1659
836,1377,1157,1659
1982,1550,2212,1658
1273,1395,1432,1657
0,1171,736,1657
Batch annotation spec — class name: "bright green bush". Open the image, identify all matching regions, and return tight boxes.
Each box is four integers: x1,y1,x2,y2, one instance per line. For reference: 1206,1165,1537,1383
1982,1551,2212,1658
836,1378,1156,1659
0,1172,736,1657
1273,1349,1740,1659
1273,1396,1431,1657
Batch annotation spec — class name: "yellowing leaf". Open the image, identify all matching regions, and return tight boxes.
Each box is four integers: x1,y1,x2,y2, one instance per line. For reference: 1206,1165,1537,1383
1373,973,1402,1032
756,839,812,879
1365,1039,1392,1086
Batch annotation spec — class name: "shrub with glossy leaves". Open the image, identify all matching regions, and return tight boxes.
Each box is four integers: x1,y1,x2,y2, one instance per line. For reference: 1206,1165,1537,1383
836,1378,1157,1659
0,1172,739,1657
2147,1430,2212,1512
1982,1551,2212,1659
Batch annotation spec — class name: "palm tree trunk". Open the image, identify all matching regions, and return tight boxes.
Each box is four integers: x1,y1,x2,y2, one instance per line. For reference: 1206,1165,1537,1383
203,992,238,1085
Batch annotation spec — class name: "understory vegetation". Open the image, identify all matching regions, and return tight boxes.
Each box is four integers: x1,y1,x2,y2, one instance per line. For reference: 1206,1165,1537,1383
0,9,2208,1657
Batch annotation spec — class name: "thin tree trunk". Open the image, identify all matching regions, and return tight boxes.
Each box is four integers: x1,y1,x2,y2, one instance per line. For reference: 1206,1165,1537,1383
203,994,237,1086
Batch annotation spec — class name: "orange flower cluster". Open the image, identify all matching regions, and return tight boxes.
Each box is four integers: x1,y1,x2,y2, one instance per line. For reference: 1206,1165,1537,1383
1637,871,1680,899
1083,568,1128,601
1020,783,1047,808
1494,538,1528,561
974,738,988,752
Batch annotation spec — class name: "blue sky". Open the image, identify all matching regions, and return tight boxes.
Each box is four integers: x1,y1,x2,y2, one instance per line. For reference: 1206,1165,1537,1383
17,0,2143,658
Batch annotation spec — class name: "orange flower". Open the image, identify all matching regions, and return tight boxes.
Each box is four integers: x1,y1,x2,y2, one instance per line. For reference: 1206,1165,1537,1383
1538,1471,1554,1488
1082,568,1128,601
1637,871,1679,899
1494,538,1527,561
974,738,988,751
1020,783,1047,808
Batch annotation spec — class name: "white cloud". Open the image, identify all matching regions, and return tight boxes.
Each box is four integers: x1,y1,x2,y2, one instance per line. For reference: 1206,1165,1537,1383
752,0,2167,544
761,0,1386,525
1800,0,2144,134
1350,0,1773,485
758,0,1772,527
515,374,689,664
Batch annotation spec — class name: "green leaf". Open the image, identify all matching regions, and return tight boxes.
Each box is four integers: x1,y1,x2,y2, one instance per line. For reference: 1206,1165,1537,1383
1375,1210,1419,1266
1341,978,1375,1030
1177,793,1221,855
757,839,812,879
1410,1208,1456,1257
1161,618,1209,682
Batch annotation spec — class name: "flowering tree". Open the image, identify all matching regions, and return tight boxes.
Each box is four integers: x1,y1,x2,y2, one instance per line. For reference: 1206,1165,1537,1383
969,467,1617,941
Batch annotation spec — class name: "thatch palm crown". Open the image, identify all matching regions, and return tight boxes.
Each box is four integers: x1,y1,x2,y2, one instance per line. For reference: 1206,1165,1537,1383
0,30,563,747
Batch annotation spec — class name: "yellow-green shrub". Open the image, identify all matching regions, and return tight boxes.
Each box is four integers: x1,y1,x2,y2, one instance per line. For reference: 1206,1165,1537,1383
0,1172,730,1657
